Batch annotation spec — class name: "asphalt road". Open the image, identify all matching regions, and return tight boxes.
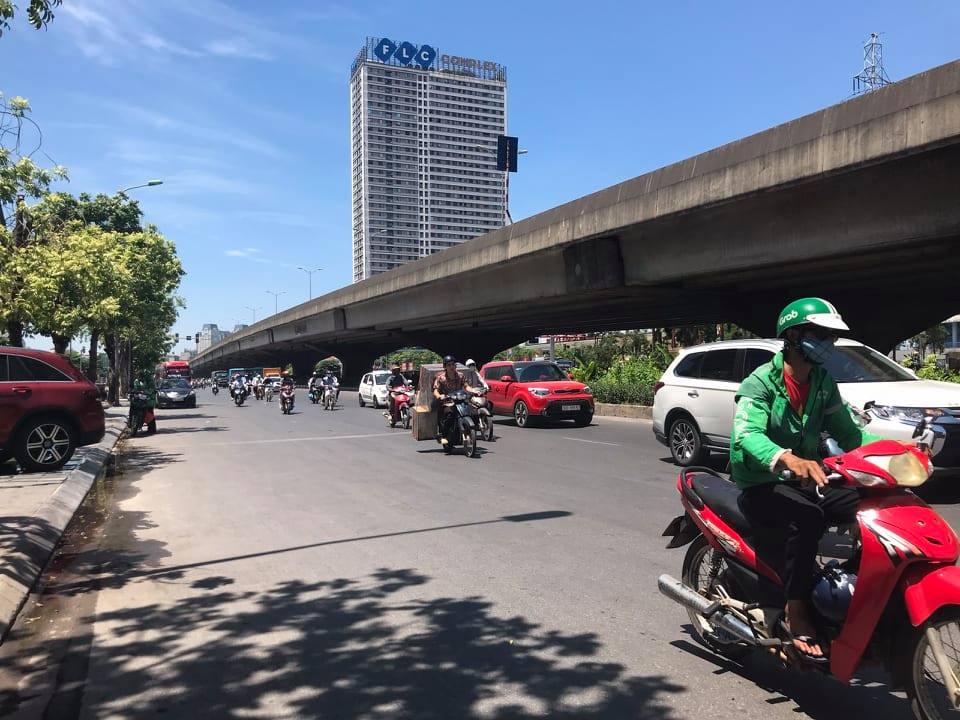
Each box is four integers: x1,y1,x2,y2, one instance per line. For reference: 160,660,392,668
3,389,960,719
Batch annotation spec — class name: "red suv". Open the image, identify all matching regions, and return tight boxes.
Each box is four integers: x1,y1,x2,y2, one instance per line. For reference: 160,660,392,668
480,360,594,428
0,347,106,472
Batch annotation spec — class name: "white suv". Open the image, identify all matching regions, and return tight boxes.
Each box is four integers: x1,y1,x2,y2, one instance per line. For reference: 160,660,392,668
652,339,960,468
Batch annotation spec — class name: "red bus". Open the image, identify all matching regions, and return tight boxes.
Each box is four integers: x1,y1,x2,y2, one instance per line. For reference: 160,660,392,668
156,360,191,381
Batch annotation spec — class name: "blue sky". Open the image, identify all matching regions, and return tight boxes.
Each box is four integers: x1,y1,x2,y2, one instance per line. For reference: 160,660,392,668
3,0,958,355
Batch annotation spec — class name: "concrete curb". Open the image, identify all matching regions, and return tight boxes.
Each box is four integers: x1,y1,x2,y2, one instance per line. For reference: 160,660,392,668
0,417,126,643
594,402,653,420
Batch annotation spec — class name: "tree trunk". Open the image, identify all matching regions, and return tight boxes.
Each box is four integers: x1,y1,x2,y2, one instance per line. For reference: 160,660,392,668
51,333,70,354
5,321,24,347
87,329,100,381
105,333,120,406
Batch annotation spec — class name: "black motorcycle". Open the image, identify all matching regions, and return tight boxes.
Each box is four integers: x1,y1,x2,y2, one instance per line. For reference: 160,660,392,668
438,389,479,458
211,384,219,395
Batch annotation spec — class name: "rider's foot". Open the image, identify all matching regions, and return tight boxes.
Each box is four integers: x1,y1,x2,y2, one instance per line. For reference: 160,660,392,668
786,600,826,660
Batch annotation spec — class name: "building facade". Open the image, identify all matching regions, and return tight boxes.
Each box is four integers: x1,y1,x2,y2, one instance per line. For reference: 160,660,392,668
350,37,508,282
197,323,231,353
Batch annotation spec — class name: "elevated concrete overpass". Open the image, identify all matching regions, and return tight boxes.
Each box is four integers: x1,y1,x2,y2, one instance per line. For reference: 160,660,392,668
194,60,960,380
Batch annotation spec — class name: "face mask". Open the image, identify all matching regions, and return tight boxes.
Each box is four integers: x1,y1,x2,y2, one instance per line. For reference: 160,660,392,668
800,337,835,365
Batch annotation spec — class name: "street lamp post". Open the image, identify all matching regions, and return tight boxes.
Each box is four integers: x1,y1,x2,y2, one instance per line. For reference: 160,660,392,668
118,179,163,195
297,267,322,300
244,306,262,324
265,290,286,316
474,145,526,225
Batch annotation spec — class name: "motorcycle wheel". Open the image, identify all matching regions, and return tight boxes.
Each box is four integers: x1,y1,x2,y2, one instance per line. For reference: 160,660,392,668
130,411,144,437
402,407,411,430
462,425,478,458
147,420,157,435
681,535,752,659
905,608,960,720
480,413,494,442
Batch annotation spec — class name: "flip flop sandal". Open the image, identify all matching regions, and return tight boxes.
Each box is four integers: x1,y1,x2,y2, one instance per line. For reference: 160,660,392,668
791,635,830,666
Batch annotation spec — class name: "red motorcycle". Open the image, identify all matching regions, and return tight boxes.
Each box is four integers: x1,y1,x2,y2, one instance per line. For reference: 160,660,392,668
386,386,414,429
659,427,960,720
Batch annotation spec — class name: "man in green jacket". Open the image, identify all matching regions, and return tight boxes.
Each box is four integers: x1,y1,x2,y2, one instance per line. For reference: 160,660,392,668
731,297,880,663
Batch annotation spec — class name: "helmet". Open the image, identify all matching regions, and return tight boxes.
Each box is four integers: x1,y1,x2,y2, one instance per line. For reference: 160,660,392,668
776,297,849,337
811,563,857,624
391,364,401,371
442,355,457,365
465,358,476,368
282,370,290,376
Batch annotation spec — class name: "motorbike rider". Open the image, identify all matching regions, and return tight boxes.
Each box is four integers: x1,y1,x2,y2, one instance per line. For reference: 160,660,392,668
432,355,481,441
129,377,156,426
321,368,340,402
386,364,410,426
308,371,321,400
731,298,881,663
230,373,247,399
465,359,489,391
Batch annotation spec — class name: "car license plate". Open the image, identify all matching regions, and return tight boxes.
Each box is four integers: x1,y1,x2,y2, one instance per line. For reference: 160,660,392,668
562,404,580,412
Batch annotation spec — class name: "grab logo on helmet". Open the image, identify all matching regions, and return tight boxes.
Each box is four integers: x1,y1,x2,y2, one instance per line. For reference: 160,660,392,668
778,309,799,327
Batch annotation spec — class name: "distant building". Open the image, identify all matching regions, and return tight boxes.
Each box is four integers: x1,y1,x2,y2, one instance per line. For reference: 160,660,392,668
197,323,231,352
946,314,960,351
350,36,508,282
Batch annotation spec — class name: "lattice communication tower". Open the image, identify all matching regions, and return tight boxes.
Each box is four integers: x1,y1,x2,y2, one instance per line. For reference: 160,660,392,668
853,33,891,95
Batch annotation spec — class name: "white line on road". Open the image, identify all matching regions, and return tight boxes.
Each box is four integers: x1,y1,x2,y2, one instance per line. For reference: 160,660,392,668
186,432,402,447
561,436,621,447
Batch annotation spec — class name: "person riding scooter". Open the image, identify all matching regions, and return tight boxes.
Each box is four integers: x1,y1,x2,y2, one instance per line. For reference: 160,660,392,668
321,369,340,403
432,355,481,442
731,297,882,663
386,365,410,427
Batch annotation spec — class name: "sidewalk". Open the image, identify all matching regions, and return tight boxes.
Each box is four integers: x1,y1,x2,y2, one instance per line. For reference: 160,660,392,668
0,406,127,642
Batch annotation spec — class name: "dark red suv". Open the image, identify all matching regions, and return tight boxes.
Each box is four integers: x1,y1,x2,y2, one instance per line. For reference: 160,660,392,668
0,347,106,472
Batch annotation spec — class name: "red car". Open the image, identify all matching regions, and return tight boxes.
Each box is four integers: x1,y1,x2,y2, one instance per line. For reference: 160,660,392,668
0,347,105,472
480,360,594,428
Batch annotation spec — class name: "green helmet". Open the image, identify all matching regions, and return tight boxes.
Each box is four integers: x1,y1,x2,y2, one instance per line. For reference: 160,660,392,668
776,297,849,337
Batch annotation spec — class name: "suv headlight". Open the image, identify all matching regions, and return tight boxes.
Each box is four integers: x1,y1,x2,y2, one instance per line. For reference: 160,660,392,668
528,387,550,397
871,406,945,425
582,386,592,395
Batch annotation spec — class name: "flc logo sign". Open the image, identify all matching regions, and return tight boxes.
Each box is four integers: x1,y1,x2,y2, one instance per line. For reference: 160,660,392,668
373,38,437,69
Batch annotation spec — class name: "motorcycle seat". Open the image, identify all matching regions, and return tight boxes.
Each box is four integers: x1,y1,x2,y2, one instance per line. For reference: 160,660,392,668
689,473,752,539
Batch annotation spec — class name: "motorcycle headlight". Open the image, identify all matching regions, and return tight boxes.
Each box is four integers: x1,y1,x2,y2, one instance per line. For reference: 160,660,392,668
862,452,932,487
528,387,550,397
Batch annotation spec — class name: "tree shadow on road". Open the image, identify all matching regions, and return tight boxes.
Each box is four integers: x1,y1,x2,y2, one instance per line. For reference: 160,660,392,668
33,567,686,719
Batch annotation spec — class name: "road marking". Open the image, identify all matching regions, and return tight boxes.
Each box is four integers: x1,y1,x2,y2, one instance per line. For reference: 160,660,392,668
561,436,621,447
192,432,401,447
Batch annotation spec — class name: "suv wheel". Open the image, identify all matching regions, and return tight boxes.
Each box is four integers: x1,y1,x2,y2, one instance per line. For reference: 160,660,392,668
15,416,76,473
514,400,534,428
669,415,706,467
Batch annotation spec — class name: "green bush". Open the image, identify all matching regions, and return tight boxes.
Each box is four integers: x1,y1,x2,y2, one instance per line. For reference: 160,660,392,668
916,355,960,383
590,355,667,406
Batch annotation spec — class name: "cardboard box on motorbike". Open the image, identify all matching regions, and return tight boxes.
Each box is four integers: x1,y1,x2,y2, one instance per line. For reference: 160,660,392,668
412,363,482,441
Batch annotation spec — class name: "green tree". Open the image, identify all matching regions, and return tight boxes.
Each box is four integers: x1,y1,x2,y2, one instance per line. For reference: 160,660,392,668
0,93,68,345
382,347,440,368
0,0,61,36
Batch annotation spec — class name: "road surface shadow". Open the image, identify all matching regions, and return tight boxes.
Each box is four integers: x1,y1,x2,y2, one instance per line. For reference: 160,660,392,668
19,567,686,718
670,628,913,719
152,426,229,435
152,412,214,420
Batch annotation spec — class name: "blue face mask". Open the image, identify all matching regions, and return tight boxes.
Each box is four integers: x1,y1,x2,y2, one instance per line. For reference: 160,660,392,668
800,337,835,365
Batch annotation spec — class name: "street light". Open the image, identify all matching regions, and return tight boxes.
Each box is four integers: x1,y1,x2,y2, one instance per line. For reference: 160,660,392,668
265,290,286,316
297,266,323,300
244,305,262,324
117,179,163,195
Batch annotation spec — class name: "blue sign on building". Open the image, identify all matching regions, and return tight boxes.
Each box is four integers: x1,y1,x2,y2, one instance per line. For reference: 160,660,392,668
374,38,396,62
368,38,439,72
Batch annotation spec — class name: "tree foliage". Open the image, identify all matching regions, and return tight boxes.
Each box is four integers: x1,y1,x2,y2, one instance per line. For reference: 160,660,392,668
0,0,61,36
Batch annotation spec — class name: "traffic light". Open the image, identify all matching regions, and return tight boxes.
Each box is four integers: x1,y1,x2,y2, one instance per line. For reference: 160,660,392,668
496,135,519,172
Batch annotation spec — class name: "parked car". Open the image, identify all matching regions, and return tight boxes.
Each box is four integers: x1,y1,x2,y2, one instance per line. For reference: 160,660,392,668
0,346,106,472
358,370,392,408
652,338,960,468
156,377,197,409
480,360,594,427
